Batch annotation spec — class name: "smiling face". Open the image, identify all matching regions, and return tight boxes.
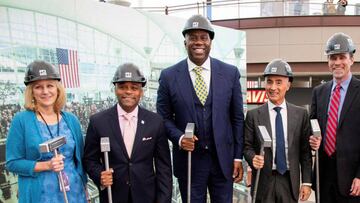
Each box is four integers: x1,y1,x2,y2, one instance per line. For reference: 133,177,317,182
32,79,58,110
328,53,354,82
265,75,291,105
115,82,143,113
184,30,212,66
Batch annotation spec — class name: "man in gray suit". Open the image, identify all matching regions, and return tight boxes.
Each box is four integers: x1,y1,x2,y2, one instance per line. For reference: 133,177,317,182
244,59,312,203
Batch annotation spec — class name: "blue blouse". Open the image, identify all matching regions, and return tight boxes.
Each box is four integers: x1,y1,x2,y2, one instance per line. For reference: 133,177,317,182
38,118,86,203
6,110,87,203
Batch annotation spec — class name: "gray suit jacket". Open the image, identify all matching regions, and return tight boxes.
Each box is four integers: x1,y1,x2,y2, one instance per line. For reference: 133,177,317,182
244,102,312,200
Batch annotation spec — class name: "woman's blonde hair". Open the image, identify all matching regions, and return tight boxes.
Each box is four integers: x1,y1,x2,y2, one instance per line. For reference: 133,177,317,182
24,80,66,113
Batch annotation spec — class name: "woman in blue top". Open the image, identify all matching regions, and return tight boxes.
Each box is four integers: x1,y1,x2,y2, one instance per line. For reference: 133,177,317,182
5,60,88,203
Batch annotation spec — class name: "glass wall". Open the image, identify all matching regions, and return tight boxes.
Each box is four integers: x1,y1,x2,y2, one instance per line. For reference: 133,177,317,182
0,0,246,202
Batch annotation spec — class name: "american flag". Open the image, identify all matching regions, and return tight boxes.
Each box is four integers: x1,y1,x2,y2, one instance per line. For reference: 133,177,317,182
56,48,80,88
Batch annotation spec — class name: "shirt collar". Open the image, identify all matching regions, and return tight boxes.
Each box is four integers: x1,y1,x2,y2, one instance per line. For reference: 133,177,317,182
268,100,287,111
187,57,211,72
117,104,138,118
332,72,352,91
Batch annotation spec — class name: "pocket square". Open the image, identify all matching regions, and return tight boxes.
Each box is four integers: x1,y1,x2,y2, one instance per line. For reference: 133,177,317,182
142,137,152,141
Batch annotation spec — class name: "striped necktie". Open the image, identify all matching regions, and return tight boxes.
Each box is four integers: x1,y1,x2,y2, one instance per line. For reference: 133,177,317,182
193,66,208,105
325,83,341,156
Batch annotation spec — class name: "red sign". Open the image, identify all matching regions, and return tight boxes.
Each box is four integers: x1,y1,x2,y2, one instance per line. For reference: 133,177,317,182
247,89,267,104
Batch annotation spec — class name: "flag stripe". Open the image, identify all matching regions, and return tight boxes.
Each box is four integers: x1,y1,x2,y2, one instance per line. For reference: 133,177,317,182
56,48,80,88
69,51,74,87
74,51,79,87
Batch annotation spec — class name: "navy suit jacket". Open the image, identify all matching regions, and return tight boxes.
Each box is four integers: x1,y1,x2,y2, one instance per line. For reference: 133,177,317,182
310,76,360,196
156,57,244,180
83,105,172,203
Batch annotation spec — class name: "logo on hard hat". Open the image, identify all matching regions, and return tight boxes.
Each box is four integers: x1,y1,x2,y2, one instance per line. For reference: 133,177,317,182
334,44,341,50
39,69,47,76
125,72,132,78
270,67,278,73
192,22,199,28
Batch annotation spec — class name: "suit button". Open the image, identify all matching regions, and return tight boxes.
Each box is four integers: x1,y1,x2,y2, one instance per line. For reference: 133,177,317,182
129,163,132,166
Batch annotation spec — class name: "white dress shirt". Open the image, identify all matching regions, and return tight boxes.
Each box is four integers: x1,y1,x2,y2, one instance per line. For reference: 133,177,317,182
267,100,289,170
187,57,211,93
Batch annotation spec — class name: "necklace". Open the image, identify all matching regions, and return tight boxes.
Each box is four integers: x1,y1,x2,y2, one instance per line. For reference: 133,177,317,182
38,111,59,138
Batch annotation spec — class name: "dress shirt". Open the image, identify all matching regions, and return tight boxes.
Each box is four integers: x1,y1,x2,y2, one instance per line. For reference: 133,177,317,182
117,104,138,144
328,73,351,120
267,101,289,170
187,57,211,93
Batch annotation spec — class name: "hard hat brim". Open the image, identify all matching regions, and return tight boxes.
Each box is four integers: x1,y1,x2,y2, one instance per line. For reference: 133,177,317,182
112,79,146,87
182,29,215,40
263,73,293,82
325,49,356,55
24,76,61,86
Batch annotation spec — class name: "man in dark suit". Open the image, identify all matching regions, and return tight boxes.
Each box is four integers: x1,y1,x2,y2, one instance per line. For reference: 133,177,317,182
309,32,360,202
156,14,244,202
244,59,312,203
83,63,172,203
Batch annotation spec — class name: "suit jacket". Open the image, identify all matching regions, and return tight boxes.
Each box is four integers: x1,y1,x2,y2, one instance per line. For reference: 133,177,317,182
156,57,244,180
83,105,172,203
244,102,312,200
310,76,360,196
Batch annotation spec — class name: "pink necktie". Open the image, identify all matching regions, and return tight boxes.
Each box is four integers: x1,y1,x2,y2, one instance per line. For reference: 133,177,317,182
325,84,341,156
123,114,135,157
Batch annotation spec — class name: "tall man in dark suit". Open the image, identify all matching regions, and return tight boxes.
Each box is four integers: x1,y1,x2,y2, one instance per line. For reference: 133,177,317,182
83,63,172,203
156,14,244,202
244,59,312,203
309,32,360,202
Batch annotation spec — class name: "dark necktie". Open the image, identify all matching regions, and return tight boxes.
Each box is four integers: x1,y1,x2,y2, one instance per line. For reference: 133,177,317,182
274,107,287,174
325,84,341,156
